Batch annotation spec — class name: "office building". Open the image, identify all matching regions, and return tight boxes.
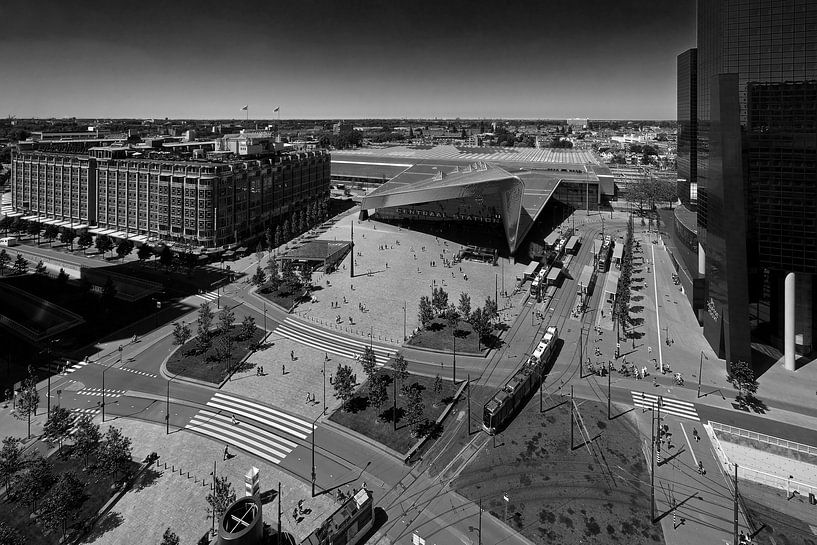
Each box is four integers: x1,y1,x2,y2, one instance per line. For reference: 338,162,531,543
676,48,697,206
692,0,817,369
9,146,330,249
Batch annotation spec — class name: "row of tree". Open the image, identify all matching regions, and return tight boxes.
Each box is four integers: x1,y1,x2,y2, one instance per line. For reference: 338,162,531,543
172,302,257,363
417,289,499,348
0,418,132,542
253,255,312,299
613,215,635,332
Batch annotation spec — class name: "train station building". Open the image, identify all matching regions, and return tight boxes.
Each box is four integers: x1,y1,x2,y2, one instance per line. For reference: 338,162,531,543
341,145,614,257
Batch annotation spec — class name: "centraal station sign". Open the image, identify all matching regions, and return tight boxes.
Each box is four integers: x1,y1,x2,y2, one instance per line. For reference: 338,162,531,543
395,207,502,223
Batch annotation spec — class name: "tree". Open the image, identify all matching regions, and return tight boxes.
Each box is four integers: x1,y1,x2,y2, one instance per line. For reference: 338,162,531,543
15,373,39,438
282,219,291,242
0,521,24,545
158,246,173,269
214,335,234,366
433,375,444,404
206,475,236,524
333,364,356,411
0,249,9,276
391,354,409,397
11,217,27,236
0,437,23,490
368,374,389,420
470,307,491,350
457,293,471,323
27,221,40,243
197,302,214,351
484,297,498,324
172,322,191,347
96,426,132,482
56,268,69,284
43,224,59,246
431,287,449,315
217,307,235,332
264,227,274,252
43,406,72,453
445,305,460,336
251,266,267,286
59,228,76,250
95,234,113,257
240,315,256,340
407,385,425,437
274,225,282,250
116,239,134,261
72,416,101,469
266,255,279,283
727,360,759,400
418,296,434,328
360,346,377,382
137,243,153,264
161,528,181,545
301,265,313,290
12,253,27,275
40,471,86,541
12,455,53,513
34,260,47,275
77,231,93,252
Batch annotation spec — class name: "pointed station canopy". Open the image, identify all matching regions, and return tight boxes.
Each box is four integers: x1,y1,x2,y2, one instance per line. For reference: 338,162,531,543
361,162,527,253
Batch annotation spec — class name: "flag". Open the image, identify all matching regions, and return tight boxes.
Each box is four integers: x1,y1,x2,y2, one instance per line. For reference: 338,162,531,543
274,107,280,112
241,105,248,111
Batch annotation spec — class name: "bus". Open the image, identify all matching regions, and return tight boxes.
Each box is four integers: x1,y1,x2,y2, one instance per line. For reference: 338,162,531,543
483,326,559,434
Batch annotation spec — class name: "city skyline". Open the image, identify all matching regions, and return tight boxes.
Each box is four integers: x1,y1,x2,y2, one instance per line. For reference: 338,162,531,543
0,0,696,120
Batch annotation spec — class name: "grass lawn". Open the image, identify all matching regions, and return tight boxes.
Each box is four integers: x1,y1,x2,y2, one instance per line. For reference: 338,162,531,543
453,398,663,545
407,319,489,354
329,371,455,454
166,326,265,384
256,288,300,310
0,445,139,544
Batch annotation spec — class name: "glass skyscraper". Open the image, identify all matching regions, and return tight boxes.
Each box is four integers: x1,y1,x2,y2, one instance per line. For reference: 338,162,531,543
677,48,697,206
693,0,817,370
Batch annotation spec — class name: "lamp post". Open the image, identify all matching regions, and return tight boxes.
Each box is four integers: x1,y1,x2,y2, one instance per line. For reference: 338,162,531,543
311,413,320,497
697,351,705,398
322,355,327,416
403,301,407,341
101,346,122,423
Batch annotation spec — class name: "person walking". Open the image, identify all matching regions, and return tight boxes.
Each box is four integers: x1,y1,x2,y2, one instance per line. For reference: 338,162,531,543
231,415,238,426
693,428,700,442
223,446,230,460
697,460,704,475
282,364,286,375
290,350,295,361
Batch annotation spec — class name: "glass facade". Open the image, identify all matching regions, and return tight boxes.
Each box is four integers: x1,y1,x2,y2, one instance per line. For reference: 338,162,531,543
695,0,817,364
677,48,697,206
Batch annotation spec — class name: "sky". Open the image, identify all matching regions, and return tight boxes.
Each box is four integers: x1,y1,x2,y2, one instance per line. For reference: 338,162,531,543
0,0,696,120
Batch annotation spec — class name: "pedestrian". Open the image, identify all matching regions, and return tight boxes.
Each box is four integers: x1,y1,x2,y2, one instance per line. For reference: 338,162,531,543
223,446,230,460
698,460,704,475
693,428,700,442
231,415,238,426
291,350,295,361
306,392,310,403
260,366,264,375
282,364,286,375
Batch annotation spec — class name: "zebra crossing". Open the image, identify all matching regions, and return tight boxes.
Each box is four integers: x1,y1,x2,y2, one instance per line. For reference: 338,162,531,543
63,360,91,375
184,393,314,466
204,392,314,439
76,387,125,398
67,408,100,435
197,290,219,303
119,366,157,378
630,391,699,421
274,317,395,366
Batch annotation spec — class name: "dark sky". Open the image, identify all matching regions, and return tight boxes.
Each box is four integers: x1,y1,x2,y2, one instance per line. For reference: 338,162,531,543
0,0,696,120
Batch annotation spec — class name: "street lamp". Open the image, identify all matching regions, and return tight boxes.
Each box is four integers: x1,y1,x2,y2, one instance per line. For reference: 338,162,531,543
311,413,321,497
403,301,407,341
101,346,122,423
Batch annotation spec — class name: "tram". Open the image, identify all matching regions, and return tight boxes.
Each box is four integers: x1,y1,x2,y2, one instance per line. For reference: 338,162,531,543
482,326,559,434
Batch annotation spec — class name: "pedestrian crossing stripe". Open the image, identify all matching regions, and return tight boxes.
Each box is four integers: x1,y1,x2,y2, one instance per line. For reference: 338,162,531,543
76,388,125,398
119,366,157,378
66,408,101,435
630,391,699,421
275,318,395,366
186,410,298,465
198,291,219,302
208,392,313,439
63,360,90,374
